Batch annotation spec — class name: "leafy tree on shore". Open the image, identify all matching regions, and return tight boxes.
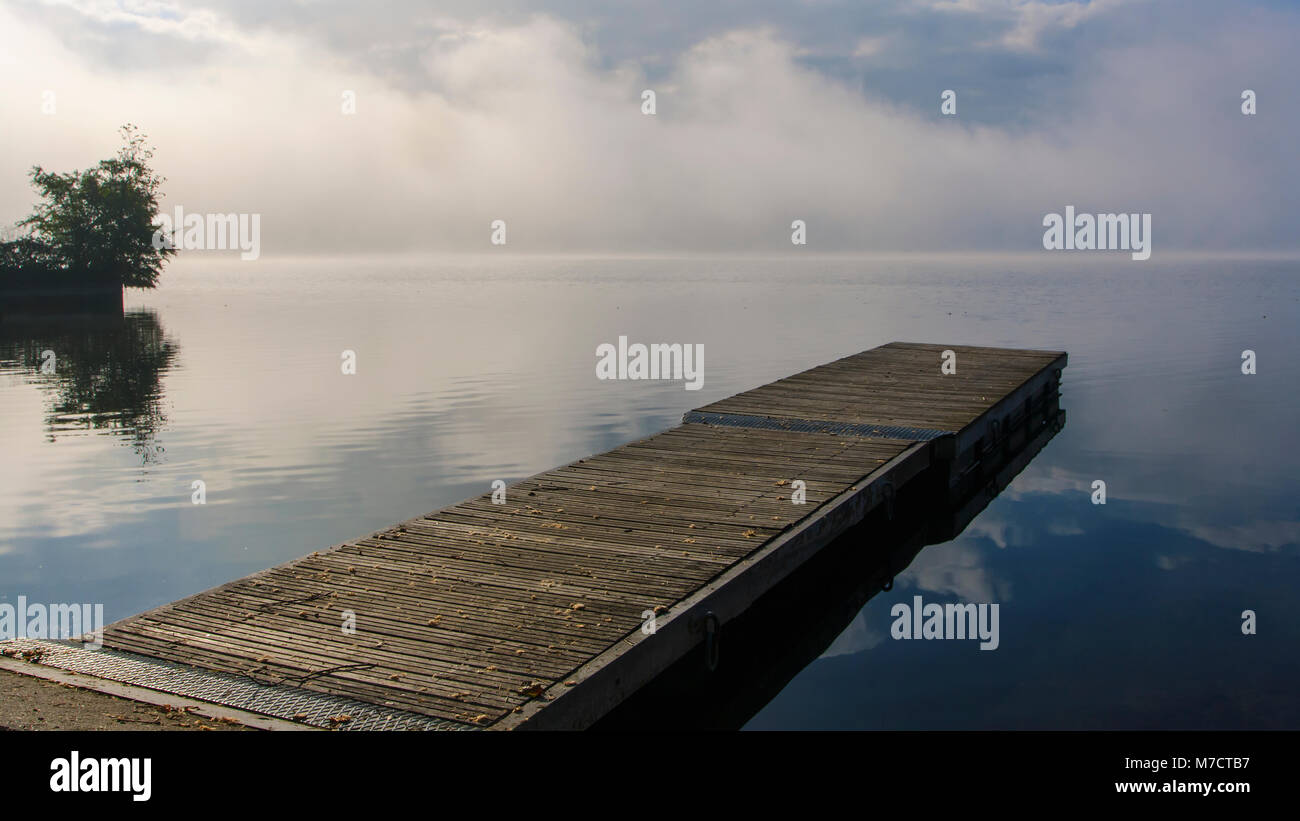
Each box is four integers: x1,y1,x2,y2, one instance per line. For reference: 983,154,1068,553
0,124,174,288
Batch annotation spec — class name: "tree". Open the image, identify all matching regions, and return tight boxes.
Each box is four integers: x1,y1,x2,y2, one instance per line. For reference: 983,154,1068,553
1,124,175,288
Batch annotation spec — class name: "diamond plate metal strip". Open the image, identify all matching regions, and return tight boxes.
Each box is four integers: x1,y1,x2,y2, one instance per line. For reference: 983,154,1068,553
0,639,474,731
682,411,952,441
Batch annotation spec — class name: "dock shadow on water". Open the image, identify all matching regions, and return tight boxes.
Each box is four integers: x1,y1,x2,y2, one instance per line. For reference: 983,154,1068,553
595,410,1065,731
0,309,179,464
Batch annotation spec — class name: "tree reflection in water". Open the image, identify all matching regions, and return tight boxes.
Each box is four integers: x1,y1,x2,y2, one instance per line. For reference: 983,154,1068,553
0,310,179,464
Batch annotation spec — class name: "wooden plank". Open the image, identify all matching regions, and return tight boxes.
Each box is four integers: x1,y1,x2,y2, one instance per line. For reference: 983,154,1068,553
694,342,1064,433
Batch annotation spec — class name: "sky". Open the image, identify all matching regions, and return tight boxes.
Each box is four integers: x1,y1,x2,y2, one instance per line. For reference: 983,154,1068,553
0,0,1296,255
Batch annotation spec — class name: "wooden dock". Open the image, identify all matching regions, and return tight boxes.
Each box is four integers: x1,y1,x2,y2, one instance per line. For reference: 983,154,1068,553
0,341,1066,730
597,398,1067,729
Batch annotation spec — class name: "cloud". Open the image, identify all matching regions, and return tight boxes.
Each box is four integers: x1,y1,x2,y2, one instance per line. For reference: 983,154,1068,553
851,35,891,59
926,0,1145,52
1,2,1296,254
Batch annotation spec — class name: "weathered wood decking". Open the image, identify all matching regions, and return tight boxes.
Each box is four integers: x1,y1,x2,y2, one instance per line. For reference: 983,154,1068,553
1,341,1065,730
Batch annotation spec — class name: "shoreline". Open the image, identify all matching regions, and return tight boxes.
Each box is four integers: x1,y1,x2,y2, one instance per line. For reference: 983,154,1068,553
0,667,253,732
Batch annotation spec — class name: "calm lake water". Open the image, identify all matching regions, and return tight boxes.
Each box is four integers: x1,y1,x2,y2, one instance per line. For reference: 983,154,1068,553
2,255,1297,729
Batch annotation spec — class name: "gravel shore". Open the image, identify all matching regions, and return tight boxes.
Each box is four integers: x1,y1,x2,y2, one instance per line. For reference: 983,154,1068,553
0,669,251,731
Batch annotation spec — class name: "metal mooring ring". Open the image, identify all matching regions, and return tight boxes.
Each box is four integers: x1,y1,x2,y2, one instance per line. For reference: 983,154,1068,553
703,611,720,672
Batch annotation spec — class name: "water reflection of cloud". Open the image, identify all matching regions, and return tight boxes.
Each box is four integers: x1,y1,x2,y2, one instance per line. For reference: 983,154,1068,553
1155,555,1193,571
821,610,885,659
1177,520,1300,554
1047,520,1085,536
899,543,1007,604
1003,466,1093,499
964,515,1041,551
1006,463,1299,556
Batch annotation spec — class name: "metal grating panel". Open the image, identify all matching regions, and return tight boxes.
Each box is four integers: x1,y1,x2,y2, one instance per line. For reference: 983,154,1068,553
682,411,952,441
0,639,474,731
